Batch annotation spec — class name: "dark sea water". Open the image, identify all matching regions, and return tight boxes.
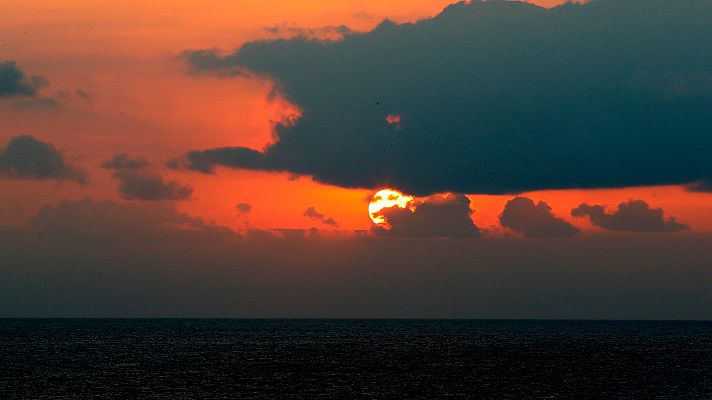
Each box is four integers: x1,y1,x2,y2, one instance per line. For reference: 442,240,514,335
1,319,711,399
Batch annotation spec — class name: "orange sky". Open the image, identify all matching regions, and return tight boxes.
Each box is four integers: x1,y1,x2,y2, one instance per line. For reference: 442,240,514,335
2,0,710,234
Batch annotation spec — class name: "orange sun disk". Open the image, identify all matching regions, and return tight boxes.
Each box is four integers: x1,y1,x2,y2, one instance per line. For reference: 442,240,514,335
368,189,415,225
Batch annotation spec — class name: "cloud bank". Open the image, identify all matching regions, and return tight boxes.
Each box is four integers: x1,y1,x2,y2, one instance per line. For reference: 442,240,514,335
2,198,712,319
180,0,712,195
0,135,86,184
572,200,688,232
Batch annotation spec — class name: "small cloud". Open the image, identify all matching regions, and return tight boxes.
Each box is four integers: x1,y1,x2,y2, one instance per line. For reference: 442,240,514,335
236,203,252,215
303,206,338,227
101,153,149,171
499,197,580,238
0,135,86,184
74,89,91,101
0,61,48,98
102,154,192,201
572,200,688,233
263,23,353,41
686,180,712,193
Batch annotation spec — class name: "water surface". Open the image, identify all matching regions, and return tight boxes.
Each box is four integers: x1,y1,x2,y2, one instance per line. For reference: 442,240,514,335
1,319,711,398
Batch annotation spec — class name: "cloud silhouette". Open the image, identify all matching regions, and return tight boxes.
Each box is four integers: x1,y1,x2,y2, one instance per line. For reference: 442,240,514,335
0,135,86,184
373,193,479,238
303,206,338,227
499,197,579,238
572,200,688,233
0,61,48,98
236,203,253,215
102,154,192,201
180,0,712,195
686,180,712,193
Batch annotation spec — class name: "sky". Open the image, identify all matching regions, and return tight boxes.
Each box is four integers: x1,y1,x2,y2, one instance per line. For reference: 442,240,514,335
2,0,712,318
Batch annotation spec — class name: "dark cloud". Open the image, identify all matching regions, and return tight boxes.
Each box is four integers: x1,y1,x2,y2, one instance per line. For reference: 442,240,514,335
102,154,192,201
686,180,712,193
0,61,48,98
304,206,338,227
373,193,479,238
3,199,712,318
500,197,579,238
0,135,86,184
572,200,688,233
236,203,253,215
180,0,712,195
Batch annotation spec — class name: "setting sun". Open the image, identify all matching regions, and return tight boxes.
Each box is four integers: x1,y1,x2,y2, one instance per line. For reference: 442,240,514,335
368,189,415,225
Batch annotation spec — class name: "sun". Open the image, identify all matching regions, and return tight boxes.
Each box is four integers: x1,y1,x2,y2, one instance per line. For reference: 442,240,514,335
368,189,415,225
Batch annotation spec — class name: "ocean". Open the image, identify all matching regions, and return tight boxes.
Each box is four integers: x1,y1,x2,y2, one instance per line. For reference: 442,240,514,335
1,319,711,398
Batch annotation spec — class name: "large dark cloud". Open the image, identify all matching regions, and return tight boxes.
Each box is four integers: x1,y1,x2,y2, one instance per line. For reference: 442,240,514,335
0,135,86,184
180,0,712,195
500,197,579,238
572,200,688,233
102,154,193,201
2,199,712,318
373,193,479,238
0,61,48,98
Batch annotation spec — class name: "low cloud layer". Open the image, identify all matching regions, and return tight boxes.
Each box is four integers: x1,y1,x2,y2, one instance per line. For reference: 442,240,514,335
102,154,193,201
0,135,86,184
2,198,712,319
180,0,712,195
32,198,232,245
304,206,338,227
373,193,479,238
572,200,688,233
500,197,579,238
0,61,48,98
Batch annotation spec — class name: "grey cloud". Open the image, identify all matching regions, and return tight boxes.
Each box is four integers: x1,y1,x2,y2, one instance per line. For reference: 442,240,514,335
0,61,48,98
304,206,338,227
101,153,149,170
102,154,193,201
373,193,479,238
499,197,579,238
572,200,688,233
180,0,712,195
0,135,86,184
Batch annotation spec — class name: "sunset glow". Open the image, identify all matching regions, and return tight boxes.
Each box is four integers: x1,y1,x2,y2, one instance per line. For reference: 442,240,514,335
368,189,415,225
